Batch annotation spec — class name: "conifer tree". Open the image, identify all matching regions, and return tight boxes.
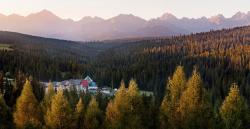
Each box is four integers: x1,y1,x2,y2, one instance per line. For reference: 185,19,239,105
220,83,250,129
14,71,26,102
160,66,187,129
127,79,140,97
69,86,79,108
45,88,73,129
105,101,117,128
3,78,14,107
96,91,109,111
13,79,42,128
178,69,212,129
0,94,12,129
126,79,143,129
0,72,3,94
41,82,55,113
106,80,129,129
106,79,143,129
75,98,85,129
76,98,85,116
29,76,44,102
141,95,158,129
84,96,103,129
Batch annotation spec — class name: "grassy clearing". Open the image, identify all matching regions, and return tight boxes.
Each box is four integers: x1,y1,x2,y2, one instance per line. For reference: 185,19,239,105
0,43,13,51
140,90,154,96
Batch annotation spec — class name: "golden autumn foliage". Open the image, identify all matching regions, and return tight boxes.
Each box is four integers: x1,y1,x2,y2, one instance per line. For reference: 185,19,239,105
106,80,129,129
160,66,187,129
177,69,212,129
127,79,140,97
220,83,250,129
106,79,143,129
13,79,42,128
167,66,187,103
178,69,203,116
45,88,73,129
126,79,143,129
84,96,103,129
76,98,84,116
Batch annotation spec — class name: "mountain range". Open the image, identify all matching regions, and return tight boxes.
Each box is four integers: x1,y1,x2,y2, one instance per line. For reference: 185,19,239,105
0,10,250,41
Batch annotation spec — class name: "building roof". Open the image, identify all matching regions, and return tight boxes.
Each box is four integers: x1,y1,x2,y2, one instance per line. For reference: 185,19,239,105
84,76,93,83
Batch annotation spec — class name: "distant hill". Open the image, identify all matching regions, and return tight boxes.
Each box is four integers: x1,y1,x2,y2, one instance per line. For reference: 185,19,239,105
0,10,250,41
0,31,100,60
1,26,250,97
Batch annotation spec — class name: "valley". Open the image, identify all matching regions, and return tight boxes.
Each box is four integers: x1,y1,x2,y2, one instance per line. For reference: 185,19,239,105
1,26,250,102
1,1,250,129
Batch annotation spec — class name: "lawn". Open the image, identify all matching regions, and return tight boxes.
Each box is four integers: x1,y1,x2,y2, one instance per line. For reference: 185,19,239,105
0,43,13,51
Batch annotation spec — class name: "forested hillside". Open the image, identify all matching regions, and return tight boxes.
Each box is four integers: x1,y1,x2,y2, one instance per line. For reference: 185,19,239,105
1,26,250,103
1,26,250,129
0,31,102,80
90,26,250,104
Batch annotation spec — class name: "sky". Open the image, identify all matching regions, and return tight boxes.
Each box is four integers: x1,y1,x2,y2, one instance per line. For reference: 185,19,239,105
0,0,249,20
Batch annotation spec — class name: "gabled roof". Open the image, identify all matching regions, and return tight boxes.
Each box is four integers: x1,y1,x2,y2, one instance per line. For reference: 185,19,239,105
84,76,93,83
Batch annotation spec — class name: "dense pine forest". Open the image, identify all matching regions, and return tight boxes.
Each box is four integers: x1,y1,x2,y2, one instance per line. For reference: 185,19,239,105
0,26,250,129
0,67,249,129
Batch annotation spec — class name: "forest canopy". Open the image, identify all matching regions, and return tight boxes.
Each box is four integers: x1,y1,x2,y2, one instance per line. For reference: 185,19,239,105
0,26,250,103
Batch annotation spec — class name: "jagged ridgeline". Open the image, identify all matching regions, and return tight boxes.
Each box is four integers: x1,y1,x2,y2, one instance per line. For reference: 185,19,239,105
0,26,250,102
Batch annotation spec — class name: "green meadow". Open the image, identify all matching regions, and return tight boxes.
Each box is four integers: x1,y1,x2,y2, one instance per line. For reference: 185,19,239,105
0,43,13,51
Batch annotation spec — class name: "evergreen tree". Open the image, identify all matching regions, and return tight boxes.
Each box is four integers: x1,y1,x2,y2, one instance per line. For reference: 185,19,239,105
67,86,79,109
75,98,85,129
11,71,26,107
13,79,42,129
141,95,158,129
29,76,44,102
96,91,109,111
160,65,187,129
0,72,3,94
84,96,103,129
3,78,14,107
219,83,250,129
41,82,55,113
14,71,26,98
45,88,73,129
178,69,213,129
0,94,12,129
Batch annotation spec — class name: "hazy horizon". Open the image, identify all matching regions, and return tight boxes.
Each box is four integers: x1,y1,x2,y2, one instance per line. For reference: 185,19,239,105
0,0,249,20
0,9,249,22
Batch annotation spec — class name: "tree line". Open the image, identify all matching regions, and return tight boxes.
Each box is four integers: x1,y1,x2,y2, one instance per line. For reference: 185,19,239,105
1,66,249,129
1,26,250,106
